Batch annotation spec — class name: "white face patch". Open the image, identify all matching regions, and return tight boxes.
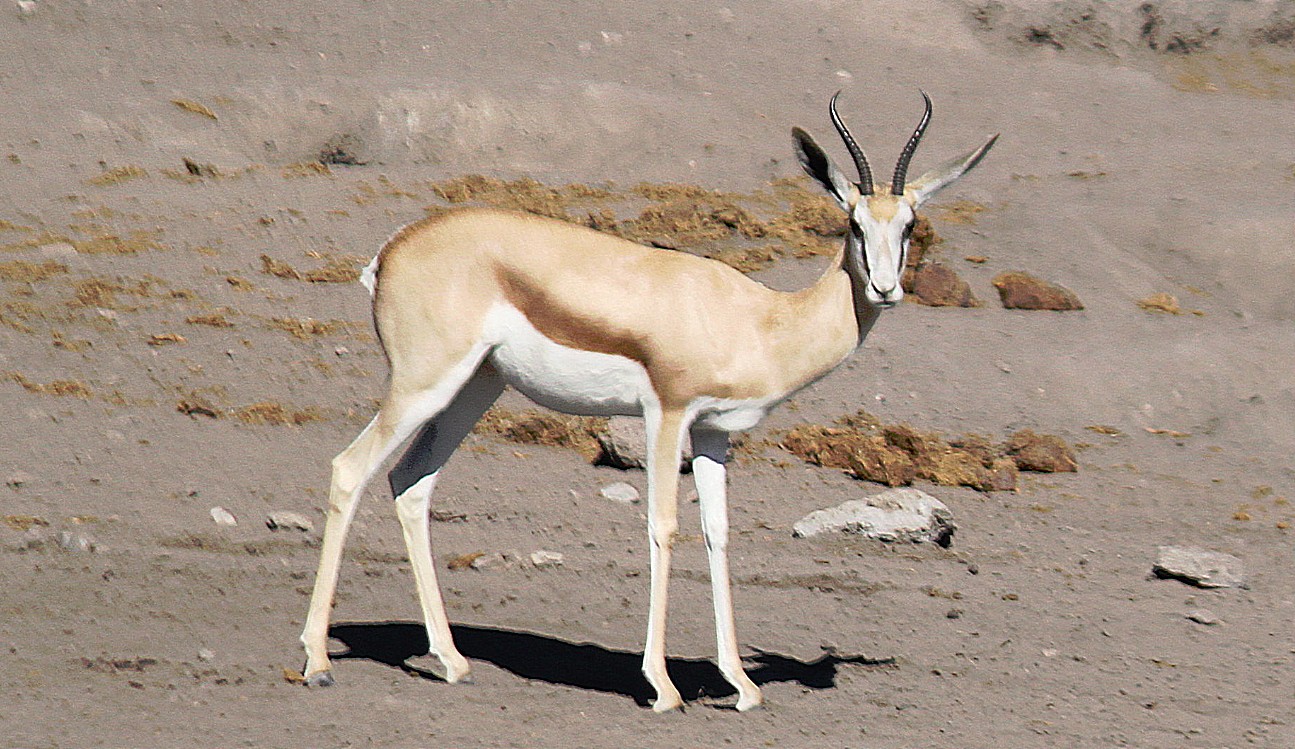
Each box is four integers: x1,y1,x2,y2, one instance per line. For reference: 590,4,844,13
849,197,914,307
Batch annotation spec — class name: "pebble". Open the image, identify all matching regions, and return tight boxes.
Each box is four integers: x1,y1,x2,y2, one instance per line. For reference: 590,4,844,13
530,550,564,568
599,482,640,504
209,507,237,527
197,648,216,662
1185,609,1220,626
266,511,314,532
5,470,32,489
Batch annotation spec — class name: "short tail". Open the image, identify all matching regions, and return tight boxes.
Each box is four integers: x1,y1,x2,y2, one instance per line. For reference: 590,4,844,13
360,253,380,296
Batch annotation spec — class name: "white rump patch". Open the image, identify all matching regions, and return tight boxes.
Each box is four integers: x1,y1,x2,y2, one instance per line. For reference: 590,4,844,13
360,253,380,295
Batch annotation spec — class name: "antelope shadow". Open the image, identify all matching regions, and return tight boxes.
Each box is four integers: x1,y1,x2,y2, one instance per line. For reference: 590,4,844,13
328,621,893,708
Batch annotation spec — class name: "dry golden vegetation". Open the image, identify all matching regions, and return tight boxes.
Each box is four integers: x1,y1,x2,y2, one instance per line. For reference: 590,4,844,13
781,410,1077,492
260,253,363,283
7,372,93,398
473,407,608,461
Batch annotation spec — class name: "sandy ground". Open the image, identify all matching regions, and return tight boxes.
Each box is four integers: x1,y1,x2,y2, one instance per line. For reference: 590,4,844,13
2,2,1293,747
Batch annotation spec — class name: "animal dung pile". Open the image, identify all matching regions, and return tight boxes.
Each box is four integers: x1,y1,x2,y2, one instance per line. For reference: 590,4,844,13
905,262,981,307
991,270,1084,310
780,410,1077,491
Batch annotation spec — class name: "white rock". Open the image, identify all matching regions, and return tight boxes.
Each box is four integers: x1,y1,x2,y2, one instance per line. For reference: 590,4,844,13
197,648,216,662
530,550,564,568
266,511,314,533
56,531,95,553
792,487,955,546
209,506,237,527
1153,546,1246,589
599,482,640,504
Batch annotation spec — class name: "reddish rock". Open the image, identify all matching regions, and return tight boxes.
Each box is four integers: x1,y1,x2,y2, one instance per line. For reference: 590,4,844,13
992,271,1084,310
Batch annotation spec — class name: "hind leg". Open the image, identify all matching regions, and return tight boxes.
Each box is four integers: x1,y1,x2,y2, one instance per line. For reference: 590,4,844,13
300,346,490,686
391,363,504,683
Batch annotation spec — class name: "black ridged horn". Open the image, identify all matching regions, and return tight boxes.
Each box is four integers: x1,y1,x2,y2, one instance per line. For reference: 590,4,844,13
892,91,932,195
829,90,874,196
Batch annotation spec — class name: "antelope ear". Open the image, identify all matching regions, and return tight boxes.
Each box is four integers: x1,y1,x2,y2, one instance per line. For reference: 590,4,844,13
904,134,999,207
792,127,859,211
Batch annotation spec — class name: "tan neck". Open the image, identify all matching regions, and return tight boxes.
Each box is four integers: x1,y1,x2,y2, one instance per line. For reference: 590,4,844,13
761,245,879,396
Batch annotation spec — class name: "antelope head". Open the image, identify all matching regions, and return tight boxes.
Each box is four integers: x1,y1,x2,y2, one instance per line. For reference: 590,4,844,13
793,91,998,308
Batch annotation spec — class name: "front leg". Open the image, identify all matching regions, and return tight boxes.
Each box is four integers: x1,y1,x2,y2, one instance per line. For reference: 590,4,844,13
691,426,763,711
641,405,687,712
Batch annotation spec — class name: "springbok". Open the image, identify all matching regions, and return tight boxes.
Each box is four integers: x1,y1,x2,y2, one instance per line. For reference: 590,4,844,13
299,92,997,711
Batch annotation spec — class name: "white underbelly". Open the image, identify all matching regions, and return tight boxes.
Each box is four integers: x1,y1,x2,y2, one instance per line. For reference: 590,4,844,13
484,305,649,416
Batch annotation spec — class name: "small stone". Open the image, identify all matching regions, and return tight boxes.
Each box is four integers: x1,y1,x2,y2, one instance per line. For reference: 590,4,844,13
56,531,95,553
599,482,640,504
16,2,37,19
992,270,1083,311
5,470,32,489
209,506,237,527
793,487,955,546
530,550,564,568
946,609,963,619
266,511,314,533
1185,609,1220,625
197,648,216,662
1153,546,1246,589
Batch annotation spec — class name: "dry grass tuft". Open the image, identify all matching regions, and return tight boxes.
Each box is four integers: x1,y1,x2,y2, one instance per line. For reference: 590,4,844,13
72,230,164,255
1137,292,1182,315
260,254,362,283
474,407,607,461
8,372,93,398
929,199,988,225
86,166,148,187
170,98,218,119
186,312,235,328
148,333,187,346
282,162,333,179
621,198,766,249
432,175,573,220
70,277,153,309
269,317,350,339
0,260,68,283
260,254,301,280
3,515,49,531
230,402,326,426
